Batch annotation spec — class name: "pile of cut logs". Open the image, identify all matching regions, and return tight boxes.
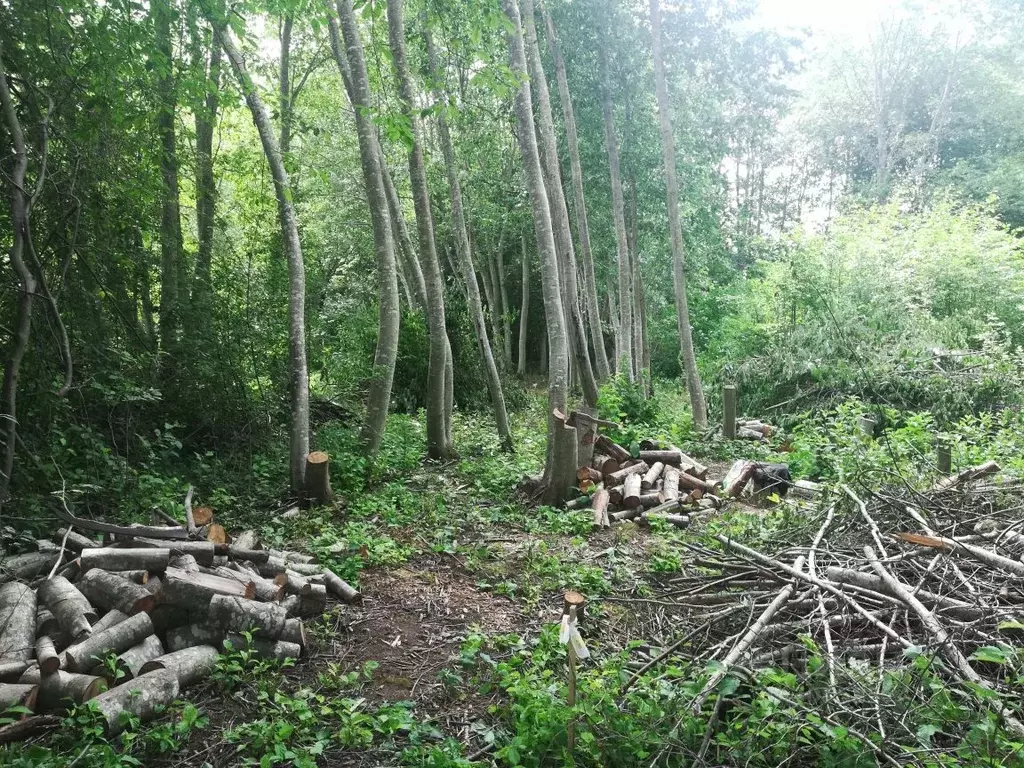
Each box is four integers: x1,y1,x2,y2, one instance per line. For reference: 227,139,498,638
571,436,817,529
734,418,775,441
0,505,358,740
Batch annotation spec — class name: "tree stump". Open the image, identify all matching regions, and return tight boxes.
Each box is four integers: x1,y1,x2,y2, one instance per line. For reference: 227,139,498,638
305,451,333,505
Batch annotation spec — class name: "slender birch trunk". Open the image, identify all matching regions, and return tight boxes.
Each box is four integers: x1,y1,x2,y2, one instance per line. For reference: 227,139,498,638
425,30,512,451
381,163,428,313
214,24,310,491
498,232,512,367
597,26,633,380
334,0,400,455
192,30,221,315
0,44,35,512
518,231,530,376
154,0,183,376
542,7,609,380
627,168,644,385
385,0,452,460
650,0,707,428
501,0,574,503
521,0,598,408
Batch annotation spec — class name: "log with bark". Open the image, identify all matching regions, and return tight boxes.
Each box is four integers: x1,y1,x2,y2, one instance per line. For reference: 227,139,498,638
590,489,610,530
225,633,301,661
576,466,602,485
35,636,59,675
90,610,128,635
322,570,361,604
99,635,164,682
0,582,36,662
63,613,155,672
305,451,333,505
55,529,99,551
37,576,95,641
92,669,179,734
19,668,106,711
139,645,219,688
208,594,288,640
77,569,156,615
591,453,619,477
0,552,58,583
661,467,680,502
622,473,642,509
641,461,665,491
80,548,170,574
161,566,254,607
0,683,37,712
605,461,649,487
0,661,29,683
595,435,630,464
166,624,222,653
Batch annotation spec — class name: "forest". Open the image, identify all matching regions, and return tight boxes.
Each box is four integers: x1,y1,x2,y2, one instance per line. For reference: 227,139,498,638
1,0,1024,764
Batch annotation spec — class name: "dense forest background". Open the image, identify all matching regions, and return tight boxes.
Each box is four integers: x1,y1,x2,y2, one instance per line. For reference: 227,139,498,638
2,0,1023,519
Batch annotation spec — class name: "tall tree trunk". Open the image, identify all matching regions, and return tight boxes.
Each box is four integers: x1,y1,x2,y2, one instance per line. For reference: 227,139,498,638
424,30,512,451
517,231,530,376
334,0,400,456
497,228,512,367
381,163,428,313
627,167,643,385
521,0,598,408
385,0,452,460
0,44,35,512
542,7,609,381
214,22,310,492
279,14,294,157
192,28,221,316
154,0,184,377
597,28,633,380
649,0,707,428
502,0,573,503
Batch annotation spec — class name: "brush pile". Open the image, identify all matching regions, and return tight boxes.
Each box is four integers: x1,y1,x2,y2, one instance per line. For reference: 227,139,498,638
621,461,1024,759
0,502,358,741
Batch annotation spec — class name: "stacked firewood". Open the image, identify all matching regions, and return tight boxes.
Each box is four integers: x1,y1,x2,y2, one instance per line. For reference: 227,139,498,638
734,417,775,441
571,438,725,529
0,511,358,740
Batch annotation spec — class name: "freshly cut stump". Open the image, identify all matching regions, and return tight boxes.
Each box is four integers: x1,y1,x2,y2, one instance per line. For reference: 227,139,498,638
38,576,96,641
19,669,106,711
209,594,287,640
92,669,179,734
78,570,155,615
0,683,37,712
0,583,36,661
139,645,219,688
305,451,333,505
63,613,154,672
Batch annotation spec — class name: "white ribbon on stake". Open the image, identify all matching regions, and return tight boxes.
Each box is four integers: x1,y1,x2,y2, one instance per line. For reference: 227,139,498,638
559,604,588,754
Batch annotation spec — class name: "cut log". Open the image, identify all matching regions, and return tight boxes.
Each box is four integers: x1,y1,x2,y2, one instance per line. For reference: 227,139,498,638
38,576,95,641
139,645,219,688
206,524,228,545
279,570,312,596
162,566,253,607
643,512,690,528
90,610,128,635
148,604,192,638
590,489,610,530
591,453,619,476
576,466,602,485
259,558,320,578
564,495,592,511
78,570,155,615
19,669,106,711
226,547,270,564
104,635,164,681
208,594,287,640
723,460,757,497
80,548,170,573
166,624,222,653
305,451,333,505
231,530,260,551
595,435,631,463
266,549,315,565
56,529,99,551
279,618,305,650
622,474,642,508
212,566,281,602
605,461,649,487
280,594,326,617
673,449,709,480
169,554,199,573
35,636,59,675
641,461,665,491
610,507,642,522
35,607,60,639
934,460,1001,492
0,661,29,683
63,613,155,672
0,714,62,744
677,471,716,495
639,450,683,466
639,492,661,508
92,669,179,734
132,539,215,566
111,570,150,584
142,575,162,595
224,634,300,662
0,583,36,661
661,467,680,502
321,570,361,605
191,506,214,527
0,683,36,712
0,552,58,583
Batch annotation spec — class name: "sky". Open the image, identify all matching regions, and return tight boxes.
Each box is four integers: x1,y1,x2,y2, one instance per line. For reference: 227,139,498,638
752,0,900,43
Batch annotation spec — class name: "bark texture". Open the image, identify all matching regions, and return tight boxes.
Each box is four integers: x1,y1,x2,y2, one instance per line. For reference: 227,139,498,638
522,0,598,407
386,0,452,460
501,0,573,503
216,22,311,489
64,613,155,672
139,645,219,688
192,28,221,315
335,0,400,457
517,233,530,375
0,583,35,661
425,30,513,451
92,669,179,734
649,0,708,427
542,8,610,380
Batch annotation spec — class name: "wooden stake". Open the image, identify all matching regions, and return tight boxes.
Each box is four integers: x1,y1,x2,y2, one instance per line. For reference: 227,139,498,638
723,384,737,439
936,439,951,475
